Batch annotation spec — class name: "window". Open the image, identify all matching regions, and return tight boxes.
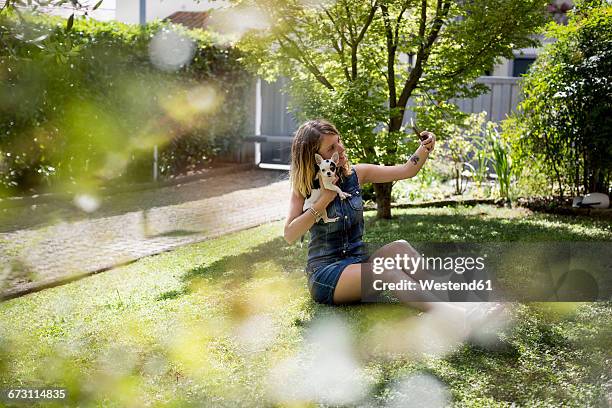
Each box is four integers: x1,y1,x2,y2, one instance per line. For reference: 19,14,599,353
512,57,536,77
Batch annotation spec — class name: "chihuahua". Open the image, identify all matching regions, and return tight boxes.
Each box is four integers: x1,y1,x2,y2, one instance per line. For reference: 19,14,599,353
303,152,352,223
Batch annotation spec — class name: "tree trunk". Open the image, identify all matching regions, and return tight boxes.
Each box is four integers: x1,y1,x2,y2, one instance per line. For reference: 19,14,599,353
583,148,590,194
374,182,393,219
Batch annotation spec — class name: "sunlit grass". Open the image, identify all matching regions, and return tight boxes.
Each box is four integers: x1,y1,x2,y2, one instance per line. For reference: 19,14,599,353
0,206,610,406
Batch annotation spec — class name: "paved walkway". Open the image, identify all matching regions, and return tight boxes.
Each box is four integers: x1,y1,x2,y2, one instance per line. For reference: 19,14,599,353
0,169,290,299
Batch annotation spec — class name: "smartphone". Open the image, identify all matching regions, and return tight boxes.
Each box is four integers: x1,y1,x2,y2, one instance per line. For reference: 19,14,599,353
410,118,429,141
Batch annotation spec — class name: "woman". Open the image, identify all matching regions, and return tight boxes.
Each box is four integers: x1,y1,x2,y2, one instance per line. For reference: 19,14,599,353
283,119,503,330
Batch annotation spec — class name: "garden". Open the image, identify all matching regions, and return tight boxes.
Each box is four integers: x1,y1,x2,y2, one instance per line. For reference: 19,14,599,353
0,0,611,407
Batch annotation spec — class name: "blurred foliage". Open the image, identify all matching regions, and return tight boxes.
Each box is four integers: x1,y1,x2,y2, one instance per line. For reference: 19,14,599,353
505,0,612,198
236,0,549,217
512,158,554,198
0,10,252,196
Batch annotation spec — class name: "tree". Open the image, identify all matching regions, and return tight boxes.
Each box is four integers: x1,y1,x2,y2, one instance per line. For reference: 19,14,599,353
237,0,548,218
506,0,612,197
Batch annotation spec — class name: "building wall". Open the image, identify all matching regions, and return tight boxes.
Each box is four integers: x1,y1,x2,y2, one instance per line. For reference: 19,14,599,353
115,0,227,24
491,49,539,77
491,37,556,77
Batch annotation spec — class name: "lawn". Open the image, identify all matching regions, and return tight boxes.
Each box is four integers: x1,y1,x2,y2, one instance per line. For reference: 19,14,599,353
0,205,610,407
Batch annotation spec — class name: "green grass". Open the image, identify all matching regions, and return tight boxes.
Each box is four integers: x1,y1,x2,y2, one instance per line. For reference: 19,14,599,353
0,206,610,407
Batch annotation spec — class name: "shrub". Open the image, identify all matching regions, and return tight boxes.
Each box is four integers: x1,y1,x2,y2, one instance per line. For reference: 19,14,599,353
507,1,612,197
437,112,495,196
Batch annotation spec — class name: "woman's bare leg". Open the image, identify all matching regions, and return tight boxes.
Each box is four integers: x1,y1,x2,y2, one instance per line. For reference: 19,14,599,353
370,241,496,316
333,241,508,348
333,240,467,315
333,262,447,311
332,264,362,304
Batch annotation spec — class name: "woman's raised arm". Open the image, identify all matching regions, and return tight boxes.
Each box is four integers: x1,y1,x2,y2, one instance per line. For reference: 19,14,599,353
354,132,436,184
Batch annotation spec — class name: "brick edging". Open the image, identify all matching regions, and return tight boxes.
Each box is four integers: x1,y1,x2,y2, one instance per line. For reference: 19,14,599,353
364,198,501,211
363,197,611,220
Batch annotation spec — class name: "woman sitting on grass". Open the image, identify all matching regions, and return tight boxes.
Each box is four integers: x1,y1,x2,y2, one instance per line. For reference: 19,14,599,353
283,119,502,335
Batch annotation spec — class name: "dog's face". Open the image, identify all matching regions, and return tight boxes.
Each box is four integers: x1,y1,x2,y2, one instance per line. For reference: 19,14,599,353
315,152,339,179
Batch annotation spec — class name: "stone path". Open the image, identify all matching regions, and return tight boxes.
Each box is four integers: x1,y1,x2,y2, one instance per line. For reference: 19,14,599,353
0,169,290,299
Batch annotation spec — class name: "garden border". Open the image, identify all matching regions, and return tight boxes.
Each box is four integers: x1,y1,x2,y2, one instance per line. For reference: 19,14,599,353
364,197,612,220
363,198,502,210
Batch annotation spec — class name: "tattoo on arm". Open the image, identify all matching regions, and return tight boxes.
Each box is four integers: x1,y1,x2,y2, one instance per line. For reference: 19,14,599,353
409,155,420,165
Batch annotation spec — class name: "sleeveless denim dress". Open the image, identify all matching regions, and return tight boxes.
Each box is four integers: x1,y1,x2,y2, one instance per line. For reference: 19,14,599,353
305,169,369,304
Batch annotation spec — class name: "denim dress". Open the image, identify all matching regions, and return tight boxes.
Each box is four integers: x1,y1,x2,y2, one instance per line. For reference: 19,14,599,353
305,169,369,304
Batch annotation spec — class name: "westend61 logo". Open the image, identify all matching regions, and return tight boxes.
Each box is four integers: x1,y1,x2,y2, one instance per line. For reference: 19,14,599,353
361,242,611,303
372,254,486,275
369,254,493,296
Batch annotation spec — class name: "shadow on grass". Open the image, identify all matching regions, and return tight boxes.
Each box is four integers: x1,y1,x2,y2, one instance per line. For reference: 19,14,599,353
156,236,306,301
440,312,599,404
157,210,610,302
364,211,611,242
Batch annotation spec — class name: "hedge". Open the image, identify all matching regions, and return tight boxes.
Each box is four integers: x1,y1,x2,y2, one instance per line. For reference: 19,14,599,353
0,11,253,195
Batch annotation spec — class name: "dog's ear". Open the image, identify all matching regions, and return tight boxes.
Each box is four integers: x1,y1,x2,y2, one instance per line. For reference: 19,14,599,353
331,151,339,163
314,154,323,165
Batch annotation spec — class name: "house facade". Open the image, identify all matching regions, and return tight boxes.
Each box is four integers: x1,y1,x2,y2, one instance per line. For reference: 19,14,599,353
115,0,226,25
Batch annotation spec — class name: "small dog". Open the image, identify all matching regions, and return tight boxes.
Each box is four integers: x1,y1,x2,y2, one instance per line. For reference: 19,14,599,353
303,152,351,223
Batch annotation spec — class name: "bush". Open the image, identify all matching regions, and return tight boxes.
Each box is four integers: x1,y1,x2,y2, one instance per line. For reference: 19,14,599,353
506,1,612,198
0,12,252,195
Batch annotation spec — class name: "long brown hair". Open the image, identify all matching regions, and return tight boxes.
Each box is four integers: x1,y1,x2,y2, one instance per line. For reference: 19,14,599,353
290,119,351,198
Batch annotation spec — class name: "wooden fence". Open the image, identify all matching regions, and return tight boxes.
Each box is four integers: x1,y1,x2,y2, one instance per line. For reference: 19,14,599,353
256,76,522,166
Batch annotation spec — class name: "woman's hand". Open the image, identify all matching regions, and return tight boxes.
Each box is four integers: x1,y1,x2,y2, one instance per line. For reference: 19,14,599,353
420,131,436,152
